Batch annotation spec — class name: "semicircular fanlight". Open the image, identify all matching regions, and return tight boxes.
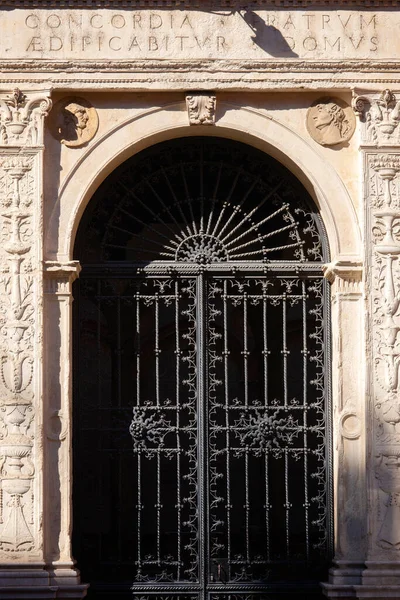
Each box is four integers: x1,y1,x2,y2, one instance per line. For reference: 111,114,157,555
77,138,327,264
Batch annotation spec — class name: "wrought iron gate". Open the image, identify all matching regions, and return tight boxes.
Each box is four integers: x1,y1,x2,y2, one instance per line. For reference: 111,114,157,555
73,138,332,600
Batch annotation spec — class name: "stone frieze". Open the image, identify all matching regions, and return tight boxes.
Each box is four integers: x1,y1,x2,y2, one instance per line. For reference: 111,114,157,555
0,7,390,62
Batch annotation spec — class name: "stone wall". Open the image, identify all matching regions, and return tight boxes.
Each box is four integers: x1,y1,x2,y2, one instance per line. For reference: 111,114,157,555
0,1,398,598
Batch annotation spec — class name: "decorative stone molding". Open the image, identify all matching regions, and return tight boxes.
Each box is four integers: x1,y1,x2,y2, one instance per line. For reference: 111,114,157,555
363,146,400,553
43,261,81,294
0,0,398,5
0,154,36,553
353,90,400,147
185,92,216,125
43,258,82,568
339,411,362,440
0,89,51,147
323,260,363,295
0,88,51,563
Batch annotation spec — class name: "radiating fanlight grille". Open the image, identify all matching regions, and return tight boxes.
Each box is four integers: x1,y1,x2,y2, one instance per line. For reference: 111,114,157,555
78,138,326,264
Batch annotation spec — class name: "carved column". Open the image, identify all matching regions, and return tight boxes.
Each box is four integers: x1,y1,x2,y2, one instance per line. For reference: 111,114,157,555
43,261,87,598
352,90,400,600
322,261,367,599
0,89,86,599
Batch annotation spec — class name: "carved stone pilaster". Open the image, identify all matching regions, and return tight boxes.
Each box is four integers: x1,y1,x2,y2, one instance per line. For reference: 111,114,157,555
339,112,400,597
368,155,400,550
43,261,80,446
42,261,87,598
0,153,37,557
322,259,366,600
0,89,64,599
185,92,216,125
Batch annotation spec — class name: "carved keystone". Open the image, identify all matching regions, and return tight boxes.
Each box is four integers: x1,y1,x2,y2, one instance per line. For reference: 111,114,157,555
185,92,216,125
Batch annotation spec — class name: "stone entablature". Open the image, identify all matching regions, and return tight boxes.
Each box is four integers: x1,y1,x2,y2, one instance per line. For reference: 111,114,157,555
0,3,399,90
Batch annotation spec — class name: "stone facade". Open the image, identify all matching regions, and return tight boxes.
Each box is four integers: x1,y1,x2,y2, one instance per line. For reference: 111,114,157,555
0,0,399,598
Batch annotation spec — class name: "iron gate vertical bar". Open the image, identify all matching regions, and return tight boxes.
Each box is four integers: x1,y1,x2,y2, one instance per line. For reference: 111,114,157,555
155,292,162,565
324,277,334,557
175,279,182,581
282,290,290,558
262,283,271,562
117,292,123,564
302,278,310,560
96,279,102,565
223,279,232,581
243,291,251,564
197,270,208,600
135,285,142,577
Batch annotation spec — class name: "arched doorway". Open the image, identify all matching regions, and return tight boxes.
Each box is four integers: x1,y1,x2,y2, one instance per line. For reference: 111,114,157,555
72,137,332,599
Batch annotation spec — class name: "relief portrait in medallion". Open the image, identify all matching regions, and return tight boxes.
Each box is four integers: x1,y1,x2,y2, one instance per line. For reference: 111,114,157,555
306,97,355,146
48,96,99,148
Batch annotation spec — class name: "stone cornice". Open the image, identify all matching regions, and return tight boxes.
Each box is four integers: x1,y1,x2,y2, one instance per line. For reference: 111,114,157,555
44,260,81,280
0,0,397,6
2,59,400,74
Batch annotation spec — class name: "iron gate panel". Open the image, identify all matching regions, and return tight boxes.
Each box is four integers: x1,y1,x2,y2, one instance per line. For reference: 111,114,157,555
74,270,330,598
206,275,328,586
73,136,332,599
74,275,200,585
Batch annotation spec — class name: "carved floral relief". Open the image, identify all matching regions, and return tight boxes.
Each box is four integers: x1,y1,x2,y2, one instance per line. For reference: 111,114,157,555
0,88,50,554
354,89,400,146
0,88,51,147
0,155,37,552
185,92,216,125
367,150,400,549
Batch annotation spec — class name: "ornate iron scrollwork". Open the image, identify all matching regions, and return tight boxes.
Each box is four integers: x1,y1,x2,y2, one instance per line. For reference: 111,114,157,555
73,138,331,600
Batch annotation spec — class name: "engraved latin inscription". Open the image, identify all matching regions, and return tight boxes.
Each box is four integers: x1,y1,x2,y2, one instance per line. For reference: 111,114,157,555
23,11,228,55
0,9,389,60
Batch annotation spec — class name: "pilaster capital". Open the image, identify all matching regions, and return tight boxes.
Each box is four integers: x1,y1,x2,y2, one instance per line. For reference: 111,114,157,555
0,88,52,147
353,89,400,148
323,259,363,294
43,261,81,294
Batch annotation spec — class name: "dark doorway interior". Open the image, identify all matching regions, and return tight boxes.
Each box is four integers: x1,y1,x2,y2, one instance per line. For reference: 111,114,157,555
72,137,332,600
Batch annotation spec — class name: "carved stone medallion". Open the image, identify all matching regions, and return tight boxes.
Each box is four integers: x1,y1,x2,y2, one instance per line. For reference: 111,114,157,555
48,96,98,148
306,97,355,147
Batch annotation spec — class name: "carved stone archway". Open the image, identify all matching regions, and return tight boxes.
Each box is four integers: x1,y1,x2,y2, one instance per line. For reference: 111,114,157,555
42,104,364,599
